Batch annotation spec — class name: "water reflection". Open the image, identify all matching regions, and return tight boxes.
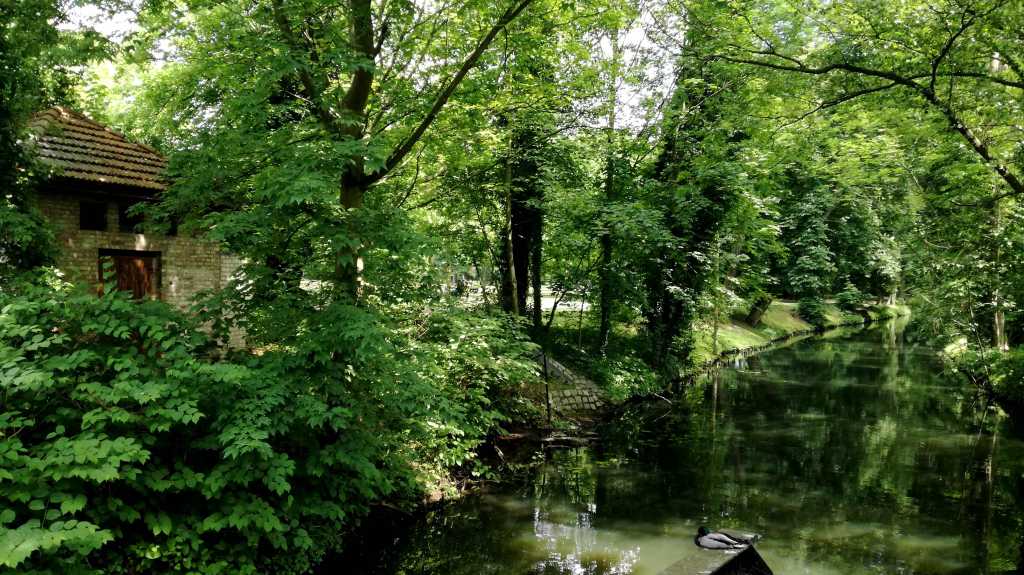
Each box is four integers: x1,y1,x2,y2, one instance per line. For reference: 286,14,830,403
350,321,1024,574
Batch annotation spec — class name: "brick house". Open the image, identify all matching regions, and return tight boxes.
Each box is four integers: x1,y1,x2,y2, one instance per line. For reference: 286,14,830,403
28,107,240,307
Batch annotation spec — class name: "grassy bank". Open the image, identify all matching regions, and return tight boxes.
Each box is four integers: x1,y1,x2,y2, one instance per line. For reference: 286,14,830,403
692,300,911,365
545,300,910,402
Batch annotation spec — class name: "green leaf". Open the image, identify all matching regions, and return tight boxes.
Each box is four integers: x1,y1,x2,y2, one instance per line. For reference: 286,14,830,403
60,494,86,515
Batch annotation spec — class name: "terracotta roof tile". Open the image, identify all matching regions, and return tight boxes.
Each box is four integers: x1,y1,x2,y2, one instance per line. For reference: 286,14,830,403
28,107,168,191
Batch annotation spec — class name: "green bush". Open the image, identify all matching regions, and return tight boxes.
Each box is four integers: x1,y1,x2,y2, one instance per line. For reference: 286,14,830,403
943,344,1024,413
798,297,828,329
835,281,866,312
992,348,1024,408
591,355,660,402
0,275,537,573
410,307,541,472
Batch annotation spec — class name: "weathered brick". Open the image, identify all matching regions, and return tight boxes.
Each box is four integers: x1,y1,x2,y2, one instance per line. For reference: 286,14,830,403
35,192,238,311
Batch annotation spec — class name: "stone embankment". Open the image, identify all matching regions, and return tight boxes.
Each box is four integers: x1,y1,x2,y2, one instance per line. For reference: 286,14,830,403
535,353,605,415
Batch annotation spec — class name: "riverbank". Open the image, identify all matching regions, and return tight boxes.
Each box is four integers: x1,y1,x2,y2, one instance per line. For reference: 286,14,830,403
337,324,1024,575
544,300,910,405
327,305,916,572
692,300,911,368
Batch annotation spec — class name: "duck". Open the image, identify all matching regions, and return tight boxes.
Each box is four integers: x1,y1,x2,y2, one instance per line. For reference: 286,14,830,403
694,526,760,550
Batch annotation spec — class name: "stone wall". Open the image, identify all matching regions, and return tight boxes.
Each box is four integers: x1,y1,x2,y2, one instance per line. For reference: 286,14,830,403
35,191,236,310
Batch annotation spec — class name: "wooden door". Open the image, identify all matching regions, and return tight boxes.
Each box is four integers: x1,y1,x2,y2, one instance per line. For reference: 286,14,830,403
98,250,160,299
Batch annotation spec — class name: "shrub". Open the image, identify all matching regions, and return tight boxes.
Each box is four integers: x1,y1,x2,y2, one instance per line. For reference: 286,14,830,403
943,343,1024,414
992,348,1024,409
0,275,536,573
407,307,541,476
835,281,866,312
0,275,254,573
591,355,660,402
798,297,828,329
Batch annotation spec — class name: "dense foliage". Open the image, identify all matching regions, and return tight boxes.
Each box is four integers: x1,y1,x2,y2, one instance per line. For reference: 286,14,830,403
3,0,1024,571
0,273,538,573
0,0,109,279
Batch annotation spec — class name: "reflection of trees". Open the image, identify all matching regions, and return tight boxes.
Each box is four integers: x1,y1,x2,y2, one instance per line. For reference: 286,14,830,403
596,324,1024,572
371,325,1024,574
513,449,640,574
1017,474,1024,572
533,449,599,508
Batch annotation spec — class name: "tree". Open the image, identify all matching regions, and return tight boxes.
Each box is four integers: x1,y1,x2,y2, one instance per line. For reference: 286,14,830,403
123,0,535,302
641,2,750,371
596,28,622,355
0,0,109,280
720,0,1024,203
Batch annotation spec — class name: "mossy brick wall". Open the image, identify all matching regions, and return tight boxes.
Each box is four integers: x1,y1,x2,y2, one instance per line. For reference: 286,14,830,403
36,191,238,310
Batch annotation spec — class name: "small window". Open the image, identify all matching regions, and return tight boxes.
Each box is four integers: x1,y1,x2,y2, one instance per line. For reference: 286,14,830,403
118,202,145,233
79,201,107,231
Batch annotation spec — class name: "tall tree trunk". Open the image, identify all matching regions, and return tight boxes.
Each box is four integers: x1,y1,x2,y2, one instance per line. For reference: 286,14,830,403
499,231,518,314
577,290,587,348
597,29,620,356
508,126,544,320
653,291,685,370
596,159,614,354
336,173,366,299
499,146,519,315
510,131,535,315
531,220,543,329
993,197,1009,351
711,235,722,355
512,204,531,315
995,310,1008,351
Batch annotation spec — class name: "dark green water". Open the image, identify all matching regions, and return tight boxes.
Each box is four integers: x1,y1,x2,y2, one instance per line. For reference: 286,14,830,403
352,322,1024,574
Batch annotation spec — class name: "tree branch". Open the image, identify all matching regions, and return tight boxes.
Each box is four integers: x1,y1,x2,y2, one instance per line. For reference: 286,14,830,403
270,0,341,133
922,91,1024,197
931,8,976,94
723,51,1024,198
719,51,1024,90
340,0,375,136
772,81,901,132
719,55,918,86
928,70,1024,90
368,0,535,184
395,146,426,208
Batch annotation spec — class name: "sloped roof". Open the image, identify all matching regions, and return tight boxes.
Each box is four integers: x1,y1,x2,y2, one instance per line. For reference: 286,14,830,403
28,107,168,191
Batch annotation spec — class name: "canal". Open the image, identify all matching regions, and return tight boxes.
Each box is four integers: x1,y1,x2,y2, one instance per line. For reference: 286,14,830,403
349,321,1024,574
